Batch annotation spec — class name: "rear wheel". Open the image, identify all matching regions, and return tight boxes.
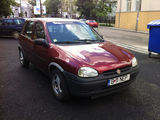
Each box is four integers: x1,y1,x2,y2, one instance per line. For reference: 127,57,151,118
51,69,70,101
148,52,152,58
19,49,29,67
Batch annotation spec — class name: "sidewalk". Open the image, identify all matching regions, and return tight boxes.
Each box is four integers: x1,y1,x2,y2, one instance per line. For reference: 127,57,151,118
98,26,149,54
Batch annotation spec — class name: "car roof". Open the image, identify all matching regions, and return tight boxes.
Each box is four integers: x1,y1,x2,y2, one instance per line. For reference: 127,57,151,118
0,18,25,20
25,18,81,23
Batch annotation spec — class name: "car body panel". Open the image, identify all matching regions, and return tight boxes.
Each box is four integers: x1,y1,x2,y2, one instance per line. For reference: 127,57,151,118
57,42,133,74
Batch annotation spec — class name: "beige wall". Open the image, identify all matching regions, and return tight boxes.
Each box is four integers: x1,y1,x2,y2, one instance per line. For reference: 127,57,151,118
141,0,160,11
116,0,160,12
115,11,160,31
115,12,137,30
115,0,160,31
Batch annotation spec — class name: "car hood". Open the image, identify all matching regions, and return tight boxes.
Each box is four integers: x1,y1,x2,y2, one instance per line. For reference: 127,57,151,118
57,42,133,73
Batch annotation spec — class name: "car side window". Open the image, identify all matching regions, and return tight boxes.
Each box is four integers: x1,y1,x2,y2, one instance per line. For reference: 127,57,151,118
4,19,13,25
0,20,3,26
24,21,34,39
34,22,45,39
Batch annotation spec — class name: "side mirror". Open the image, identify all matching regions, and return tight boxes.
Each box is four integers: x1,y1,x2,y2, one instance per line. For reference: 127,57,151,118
34,38,49,48
100,35,103,39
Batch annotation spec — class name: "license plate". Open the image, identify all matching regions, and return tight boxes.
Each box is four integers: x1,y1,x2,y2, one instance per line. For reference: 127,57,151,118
108,74,130,86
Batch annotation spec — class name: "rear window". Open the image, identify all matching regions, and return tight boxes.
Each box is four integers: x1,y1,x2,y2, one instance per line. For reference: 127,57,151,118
89,20,96,23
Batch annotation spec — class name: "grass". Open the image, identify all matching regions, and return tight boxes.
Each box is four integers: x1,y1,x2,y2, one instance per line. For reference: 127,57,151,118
99,23,115,27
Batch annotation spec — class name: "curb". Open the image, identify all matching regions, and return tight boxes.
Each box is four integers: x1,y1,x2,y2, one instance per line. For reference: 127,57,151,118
99,26,149,35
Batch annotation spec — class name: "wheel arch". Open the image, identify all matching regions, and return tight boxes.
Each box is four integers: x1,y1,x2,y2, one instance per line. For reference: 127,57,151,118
49,62,64,75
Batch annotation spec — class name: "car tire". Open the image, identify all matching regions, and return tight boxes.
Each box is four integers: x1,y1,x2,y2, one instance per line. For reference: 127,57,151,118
148,52,152,58
19,49,29,67
12,31,19,39
51,69,70,101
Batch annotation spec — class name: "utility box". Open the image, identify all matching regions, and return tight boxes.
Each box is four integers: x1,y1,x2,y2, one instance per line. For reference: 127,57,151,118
147,20,160,57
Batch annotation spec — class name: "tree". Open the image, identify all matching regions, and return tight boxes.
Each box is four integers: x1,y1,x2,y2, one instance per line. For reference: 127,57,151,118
28,0,36,6
44,0,61,17
96,0,112,18
0,0,18,17
76,0,112,20
76,0,96,19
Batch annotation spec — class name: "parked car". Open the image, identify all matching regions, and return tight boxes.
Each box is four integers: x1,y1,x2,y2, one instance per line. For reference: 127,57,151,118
0,18,25,39
18,18,139,101
86,20,99,27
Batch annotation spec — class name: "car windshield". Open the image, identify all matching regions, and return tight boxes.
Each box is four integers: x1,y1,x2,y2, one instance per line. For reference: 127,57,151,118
46,22,103,44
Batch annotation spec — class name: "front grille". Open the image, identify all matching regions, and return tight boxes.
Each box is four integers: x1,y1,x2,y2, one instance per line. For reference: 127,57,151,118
103,66,131,76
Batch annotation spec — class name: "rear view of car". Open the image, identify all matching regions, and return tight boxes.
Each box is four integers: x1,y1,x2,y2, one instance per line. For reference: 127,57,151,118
86,20,99,27
0,18,25,39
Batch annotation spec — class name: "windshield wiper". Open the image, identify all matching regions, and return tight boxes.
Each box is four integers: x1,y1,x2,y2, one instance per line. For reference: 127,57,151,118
75,39,104,43
54,41,81,44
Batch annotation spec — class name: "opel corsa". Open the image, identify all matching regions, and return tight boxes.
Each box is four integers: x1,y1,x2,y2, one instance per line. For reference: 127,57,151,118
18,18,139,101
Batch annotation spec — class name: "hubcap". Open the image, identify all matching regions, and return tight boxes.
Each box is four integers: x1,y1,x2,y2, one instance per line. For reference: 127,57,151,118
52,74,62,95
19,51,24,64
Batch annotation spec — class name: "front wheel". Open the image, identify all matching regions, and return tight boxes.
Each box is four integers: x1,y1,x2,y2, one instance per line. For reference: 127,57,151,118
19,50,29,67
51,69,70,101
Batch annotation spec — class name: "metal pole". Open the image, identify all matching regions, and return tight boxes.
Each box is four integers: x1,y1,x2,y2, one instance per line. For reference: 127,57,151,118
20,0,22,17
118,0,122,28
40,0,42,17
136,0,142,31
70,0,72,18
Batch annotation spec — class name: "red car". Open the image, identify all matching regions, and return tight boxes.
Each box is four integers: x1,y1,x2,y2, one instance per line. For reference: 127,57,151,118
18,18,139,101
86,20,98,27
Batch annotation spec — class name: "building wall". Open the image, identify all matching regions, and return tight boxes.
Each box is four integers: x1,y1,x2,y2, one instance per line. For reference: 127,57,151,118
115,12,137,30
141,0,160,11
138,11,160,31
115,0,160,31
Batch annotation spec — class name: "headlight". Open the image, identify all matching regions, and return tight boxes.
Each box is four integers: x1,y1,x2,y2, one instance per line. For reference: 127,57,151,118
78,67,98,77
132,57,138,67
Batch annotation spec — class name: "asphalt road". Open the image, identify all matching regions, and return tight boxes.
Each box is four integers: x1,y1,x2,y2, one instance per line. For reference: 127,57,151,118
0,38,160,120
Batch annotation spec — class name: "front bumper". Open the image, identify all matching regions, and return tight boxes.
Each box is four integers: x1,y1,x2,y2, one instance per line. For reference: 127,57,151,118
63,66,139,97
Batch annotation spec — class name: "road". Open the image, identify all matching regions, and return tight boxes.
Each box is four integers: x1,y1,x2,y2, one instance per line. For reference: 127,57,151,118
0,37,160,120
97,27,149,54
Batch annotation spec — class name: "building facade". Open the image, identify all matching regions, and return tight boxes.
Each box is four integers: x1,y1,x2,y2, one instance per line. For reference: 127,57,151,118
14,0,32,18
61,0,78,18
115,0,160,31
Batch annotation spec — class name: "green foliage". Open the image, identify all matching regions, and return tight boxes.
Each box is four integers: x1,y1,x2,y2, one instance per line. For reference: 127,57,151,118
76,0,96,19
0,0,18,17
76,0,112,19
28,0,36,6
44,0,61,16
99,23,114,27
96,1,112,18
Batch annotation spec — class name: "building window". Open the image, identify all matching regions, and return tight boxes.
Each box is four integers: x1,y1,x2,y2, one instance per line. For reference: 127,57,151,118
127,0,132,11
136,0,141,11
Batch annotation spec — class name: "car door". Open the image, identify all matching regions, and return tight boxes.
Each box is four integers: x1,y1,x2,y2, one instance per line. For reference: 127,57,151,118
3,19,14,36
32,22,50,72
20,21,35,63
0,20,4,36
